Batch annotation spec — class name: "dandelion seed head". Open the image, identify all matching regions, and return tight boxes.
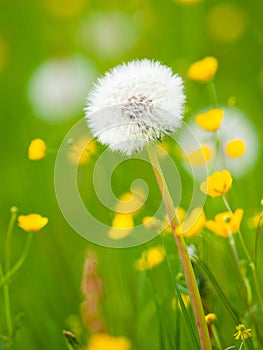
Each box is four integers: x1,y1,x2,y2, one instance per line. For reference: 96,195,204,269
86,59,185,155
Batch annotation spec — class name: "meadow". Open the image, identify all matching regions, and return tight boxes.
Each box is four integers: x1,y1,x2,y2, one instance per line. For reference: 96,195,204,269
0,0,263,349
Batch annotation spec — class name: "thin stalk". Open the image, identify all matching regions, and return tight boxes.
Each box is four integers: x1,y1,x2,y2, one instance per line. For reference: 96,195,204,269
222,196,263,311
207,81,218,107
0,233,34,288
211,324,222,350
254,213,263,268
3,209,18,341
147,144,212,350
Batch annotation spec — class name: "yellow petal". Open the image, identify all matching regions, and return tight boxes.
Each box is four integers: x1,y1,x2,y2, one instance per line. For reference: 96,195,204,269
186,145,212,166
28,139,46,160
195,109,224,132
225,139,246,158
205,220,228,237
200,170,232,198
108,214,134,240
18,214,48,232
188,56,218,83
177,208,206,237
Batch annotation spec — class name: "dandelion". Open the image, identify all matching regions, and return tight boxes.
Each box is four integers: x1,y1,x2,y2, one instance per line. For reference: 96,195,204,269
86,333,131,350
195,108,224,132
188,57,218,83
135,246,165,271
86,59,185,155
200,170,232,198
205,313,217,325
234,324,252,341
18,214,48,232
28,138,46,160
205,209,244,237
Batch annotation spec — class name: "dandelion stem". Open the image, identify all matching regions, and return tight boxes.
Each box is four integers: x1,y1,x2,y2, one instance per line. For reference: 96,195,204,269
147,144,212,350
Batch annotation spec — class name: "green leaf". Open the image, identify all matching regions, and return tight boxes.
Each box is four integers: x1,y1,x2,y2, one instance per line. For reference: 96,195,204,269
62,330,80,350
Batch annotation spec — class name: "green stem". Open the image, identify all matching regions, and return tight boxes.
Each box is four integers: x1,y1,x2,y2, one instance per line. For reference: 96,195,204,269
0,233,34,288
211,324,222,350
207,81,218,107
254,213,263,267
147,144,212,350
222,196,263,310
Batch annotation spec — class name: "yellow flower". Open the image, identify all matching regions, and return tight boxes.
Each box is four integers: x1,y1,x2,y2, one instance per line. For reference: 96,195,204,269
188,56,218,83
186,145,212,166
225,139,246,158
87,333,131,350
18,214,48,232
163,207,186,233
142,216,160,230
171,294,191,312
176,208,206,237
135,246,165,271
205,313,217,325
174,0,202,4
234,324,252,341
195,109,224,132
115,189,145,214
28,138,46,160
108,214,134,240
205,209,244,238
68,137,96,165
200,170,232,198
248,213,263,229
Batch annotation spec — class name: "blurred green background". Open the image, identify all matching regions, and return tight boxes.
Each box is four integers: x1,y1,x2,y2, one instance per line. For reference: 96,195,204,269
0,0,263,349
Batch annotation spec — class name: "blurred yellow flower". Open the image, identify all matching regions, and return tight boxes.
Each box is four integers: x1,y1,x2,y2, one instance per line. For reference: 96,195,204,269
205,209,244,238
200,170,232,198
115,189,145,214
142,216,160,230
176,208,206,237
163,207,186,233
248,213,263,229
225,139,246,158
87,333,131,350
44,0,86,18
171,294,191,312
205,313,217,325
68,138,96,165
234,324,252,341
18,214,48,232
186,145,212,166
188,56,218,83
208,4,247,43
28,138,46,160
195,109,224,132
108,214,134,240
135,246,165,271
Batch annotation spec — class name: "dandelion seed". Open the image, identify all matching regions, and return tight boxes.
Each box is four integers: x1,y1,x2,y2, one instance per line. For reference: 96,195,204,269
86,59,185,155
135,246,165,271
28,138,46,160
188,57,218,83
205,209,244,237
234,324,252,341
195,108,224,132
18,214,48,232
200,170,232,198
205,313,217,325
